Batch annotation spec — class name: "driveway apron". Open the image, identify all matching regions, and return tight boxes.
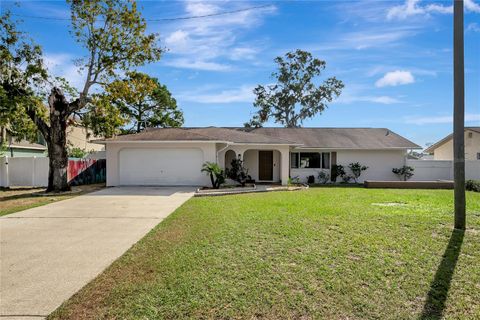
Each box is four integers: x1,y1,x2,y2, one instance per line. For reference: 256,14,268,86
0,187,195,319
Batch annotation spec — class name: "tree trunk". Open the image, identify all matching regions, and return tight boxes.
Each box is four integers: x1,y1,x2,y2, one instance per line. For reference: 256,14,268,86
46,88,71,192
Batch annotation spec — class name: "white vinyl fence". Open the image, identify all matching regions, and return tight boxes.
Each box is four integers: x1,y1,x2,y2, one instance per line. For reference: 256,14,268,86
407,160,480,181
0,156,49,187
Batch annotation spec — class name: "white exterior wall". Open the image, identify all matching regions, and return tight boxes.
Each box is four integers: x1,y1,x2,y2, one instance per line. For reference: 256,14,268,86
217,145,290,185
433,130,480,160
337,149,406,182
291,149,406,183
105,142,217,186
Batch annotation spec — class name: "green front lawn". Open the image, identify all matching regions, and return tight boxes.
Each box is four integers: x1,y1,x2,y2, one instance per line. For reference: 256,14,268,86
49,188,480,319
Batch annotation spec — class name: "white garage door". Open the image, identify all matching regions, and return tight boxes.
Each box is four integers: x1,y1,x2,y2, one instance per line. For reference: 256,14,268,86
119,148,205,186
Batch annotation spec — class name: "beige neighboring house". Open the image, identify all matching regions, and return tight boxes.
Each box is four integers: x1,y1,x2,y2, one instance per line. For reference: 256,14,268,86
424,127,480,160
0,125,104,157
66,125,105,152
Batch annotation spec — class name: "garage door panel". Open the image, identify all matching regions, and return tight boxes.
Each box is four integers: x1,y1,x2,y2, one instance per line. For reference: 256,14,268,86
119,148,205,185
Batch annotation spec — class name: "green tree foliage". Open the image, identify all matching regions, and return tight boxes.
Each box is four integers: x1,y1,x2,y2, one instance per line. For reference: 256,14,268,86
0,11,48,142
67,146,88,158
97,72,183,134
201,162,225,189
1,1,162,192
245,49,344,128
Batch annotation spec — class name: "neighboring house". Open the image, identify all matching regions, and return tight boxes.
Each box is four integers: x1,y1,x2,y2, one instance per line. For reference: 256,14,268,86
424,127,480,160
0,128,47,157
0,125,104,158
67,125,105,152
100,127,420,186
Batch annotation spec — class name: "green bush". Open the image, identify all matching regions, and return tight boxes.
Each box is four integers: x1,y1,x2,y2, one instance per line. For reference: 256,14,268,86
225,158,249,187
466,180,480,192
317,171,330,184
392,166,415,181
331,164,345,183
348,162,368,183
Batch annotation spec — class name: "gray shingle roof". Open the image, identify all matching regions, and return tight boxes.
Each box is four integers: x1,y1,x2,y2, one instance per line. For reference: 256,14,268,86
103,127,420,149
104,127,297,144
241,127,420,149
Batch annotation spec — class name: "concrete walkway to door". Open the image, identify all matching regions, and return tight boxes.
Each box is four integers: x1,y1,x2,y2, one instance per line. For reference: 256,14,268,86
0,187,195,319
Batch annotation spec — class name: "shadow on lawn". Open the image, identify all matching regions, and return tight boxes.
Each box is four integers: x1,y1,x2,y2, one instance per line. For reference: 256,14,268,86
420,228,464,320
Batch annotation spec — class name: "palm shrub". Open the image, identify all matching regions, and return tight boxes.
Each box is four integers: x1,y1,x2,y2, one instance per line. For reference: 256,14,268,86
226,158,249,187
392,166,414,181
201,162,225,189
348,162,368,183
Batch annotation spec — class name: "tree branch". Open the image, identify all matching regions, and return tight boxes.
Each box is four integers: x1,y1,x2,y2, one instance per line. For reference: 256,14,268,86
26,107,50,143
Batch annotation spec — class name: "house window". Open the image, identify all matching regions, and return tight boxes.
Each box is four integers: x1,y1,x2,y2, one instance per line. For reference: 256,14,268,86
300,153,321,168
321,152,330,169
290,152,331,169
477,153,480,160
290,153,299,168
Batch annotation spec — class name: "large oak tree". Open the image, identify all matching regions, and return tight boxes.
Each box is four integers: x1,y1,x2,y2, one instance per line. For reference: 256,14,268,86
245,50,344,128
0,0,162,192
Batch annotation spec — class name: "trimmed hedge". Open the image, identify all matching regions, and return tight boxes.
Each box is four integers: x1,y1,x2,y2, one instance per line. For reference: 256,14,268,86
466,180,480,192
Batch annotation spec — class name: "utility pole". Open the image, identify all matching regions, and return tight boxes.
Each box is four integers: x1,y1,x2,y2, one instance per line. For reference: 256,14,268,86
453,0,466,230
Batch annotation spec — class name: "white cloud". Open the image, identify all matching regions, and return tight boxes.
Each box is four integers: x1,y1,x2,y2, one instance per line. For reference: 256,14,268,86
178,85,254,103
467,22,480,32
305,27,419,53
405,113,480,125
341,28,416,50
43,53,85,90
387,0,480,20
337,95,402,105
160,1,276,71
375,70,415,87
334,83,402,105
230,47,259,61
185,2,219,16
465,0,480,13
164,59,231,71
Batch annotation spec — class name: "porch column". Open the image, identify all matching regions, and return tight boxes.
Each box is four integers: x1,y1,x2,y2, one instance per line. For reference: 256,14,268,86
280,147,290,185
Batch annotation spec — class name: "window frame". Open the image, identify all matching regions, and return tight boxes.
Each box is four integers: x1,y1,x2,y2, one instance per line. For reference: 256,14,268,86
290,152,331,169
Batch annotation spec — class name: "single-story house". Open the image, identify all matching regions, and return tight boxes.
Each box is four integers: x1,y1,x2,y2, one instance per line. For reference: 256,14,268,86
100,127,420,186
424,127,480,160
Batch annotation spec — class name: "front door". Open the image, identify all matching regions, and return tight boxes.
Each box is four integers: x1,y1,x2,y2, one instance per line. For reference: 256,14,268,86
258,151,273,181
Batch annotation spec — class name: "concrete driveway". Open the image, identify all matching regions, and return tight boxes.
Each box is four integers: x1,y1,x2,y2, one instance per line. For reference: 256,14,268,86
0,187,195,319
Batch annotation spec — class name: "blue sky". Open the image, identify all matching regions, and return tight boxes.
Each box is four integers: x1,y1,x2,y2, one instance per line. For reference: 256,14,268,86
2,0,479,147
